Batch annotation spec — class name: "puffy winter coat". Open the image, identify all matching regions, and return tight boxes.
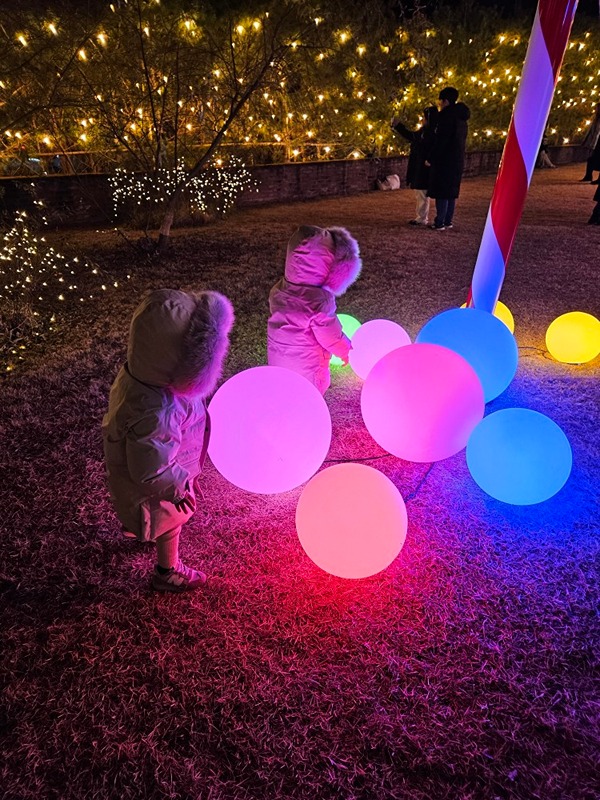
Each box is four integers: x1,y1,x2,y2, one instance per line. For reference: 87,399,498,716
427,102,471,199
392,108,438,190
102,289,233,541
267,226,362,394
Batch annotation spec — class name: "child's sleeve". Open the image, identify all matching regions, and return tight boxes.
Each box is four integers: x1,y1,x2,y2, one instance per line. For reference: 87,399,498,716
310,313,352,360
125,409,190,501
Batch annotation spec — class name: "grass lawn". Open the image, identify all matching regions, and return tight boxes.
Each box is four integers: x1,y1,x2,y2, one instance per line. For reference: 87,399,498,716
1,163,599,800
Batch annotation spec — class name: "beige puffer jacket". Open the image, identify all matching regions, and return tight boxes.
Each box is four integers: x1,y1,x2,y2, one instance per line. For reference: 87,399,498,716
102,289,233,541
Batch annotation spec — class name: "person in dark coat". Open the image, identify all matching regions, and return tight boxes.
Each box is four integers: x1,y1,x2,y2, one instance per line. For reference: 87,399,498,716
426,86,471,230
580,133,600,184
588,183,600,225
391,106,439,226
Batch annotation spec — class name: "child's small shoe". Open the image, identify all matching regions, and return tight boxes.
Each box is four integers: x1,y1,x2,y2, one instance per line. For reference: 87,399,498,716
151,560,207,593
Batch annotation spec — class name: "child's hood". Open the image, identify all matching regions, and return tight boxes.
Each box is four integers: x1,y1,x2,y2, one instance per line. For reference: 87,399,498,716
285,225,362,296
127,288,234,395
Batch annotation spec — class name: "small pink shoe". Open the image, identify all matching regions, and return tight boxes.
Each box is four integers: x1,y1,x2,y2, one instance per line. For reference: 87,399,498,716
151,560,207,593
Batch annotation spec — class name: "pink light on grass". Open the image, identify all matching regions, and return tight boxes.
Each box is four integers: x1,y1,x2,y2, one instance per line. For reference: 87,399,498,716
208,366,331,494
348,319,411,379
361,343,485,462
296,463,408,579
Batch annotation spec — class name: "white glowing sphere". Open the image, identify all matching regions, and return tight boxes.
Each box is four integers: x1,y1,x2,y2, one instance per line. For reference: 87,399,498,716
208,366,332,494
296,463,408,579
361,343,485,462
349,319,411,379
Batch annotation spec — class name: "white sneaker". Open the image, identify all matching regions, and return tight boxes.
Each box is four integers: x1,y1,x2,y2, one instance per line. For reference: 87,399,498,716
151,560,207,593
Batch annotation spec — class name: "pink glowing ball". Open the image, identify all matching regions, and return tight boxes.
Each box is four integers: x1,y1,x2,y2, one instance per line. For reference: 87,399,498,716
349,319,411,379
361,343,485,462
296,463,408,579
208,366,332,494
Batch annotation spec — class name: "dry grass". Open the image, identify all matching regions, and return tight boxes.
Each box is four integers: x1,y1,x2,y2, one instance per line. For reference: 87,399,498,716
1,164,599,800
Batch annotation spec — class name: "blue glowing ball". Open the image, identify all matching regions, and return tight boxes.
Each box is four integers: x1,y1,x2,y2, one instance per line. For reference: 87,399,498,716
416,307,518,402
466,409,572,505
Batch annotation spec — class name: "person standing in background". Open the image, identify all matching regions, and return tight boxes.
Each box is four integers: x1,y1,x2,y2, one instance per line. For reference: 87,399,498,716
426,86,470,230
391,106,439,226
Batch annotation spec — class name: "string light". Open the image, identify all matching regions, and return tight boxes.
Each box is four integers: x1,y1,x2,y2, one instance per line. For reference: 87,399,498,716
0,8,597,169
108,156,255,219
0,203,128,371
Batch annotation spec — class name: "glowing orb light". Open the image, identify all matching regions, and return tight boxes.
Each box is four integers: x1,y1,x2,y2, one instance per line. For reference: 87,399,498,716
545,311,600,364
331,313,362,367
296,463,408,579
348,319,411,379
417,307,518,402
208,366,331,494
361,343,484,462
467,409,572,505
461,300,515,333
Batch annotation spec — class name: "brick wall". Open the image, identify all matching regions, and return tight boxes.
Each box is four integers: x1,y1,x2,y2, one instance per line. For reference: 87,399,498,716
0,146,588,227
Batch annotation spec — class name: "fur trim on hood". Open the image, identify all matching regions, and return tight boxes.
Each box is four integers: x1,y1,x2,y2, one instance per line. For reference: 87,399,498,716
324,226,362,296
127,288,234,395
284,225,362,296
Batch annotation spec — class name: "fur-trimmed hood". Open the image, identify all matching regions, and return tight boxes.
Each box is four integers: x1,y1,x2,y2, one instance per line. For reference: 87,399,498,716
284,225,362,297
127,288,234,395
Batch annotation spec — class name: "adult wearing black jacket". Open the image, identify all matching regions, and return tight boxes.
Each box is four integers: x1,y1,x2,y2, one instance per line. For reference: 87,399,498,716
427,86,471,230
580,134,600,184
391,106,438,226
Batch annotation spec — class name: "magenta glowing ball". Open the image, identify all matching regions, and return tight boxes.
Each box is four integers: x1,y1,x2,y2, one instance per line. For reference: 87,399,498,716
361,343,485,462
348,319,411,379
208,366,332,494
296,463,408,579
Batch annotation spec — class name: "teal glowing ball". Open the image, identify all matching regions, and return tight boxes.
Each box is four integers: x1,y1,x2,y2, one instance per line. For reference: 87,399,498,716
416,307,518,402
331,314,362,367
466,409,572,505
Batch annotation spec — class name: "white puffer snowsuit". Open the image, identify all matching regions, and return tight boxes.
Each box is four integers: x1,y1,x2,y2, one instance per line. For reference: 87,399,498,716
102,289,233,541
267,226,362,394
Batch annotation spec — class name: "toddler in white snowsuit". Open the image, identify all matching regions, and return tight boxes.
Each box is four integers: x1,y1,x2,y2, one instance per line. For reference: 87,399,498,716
267,225,362,394
102,288,234,592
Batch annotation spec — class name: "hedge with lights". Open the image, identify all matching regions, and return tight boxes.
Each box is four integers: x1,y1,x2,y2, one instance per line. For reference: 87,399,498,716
0,2,598,173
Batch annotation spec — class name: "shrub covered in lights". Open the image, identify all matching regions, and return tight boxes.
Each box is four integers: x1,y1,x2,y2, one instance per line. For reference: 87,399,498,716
0,203,126,371
109,156,255,225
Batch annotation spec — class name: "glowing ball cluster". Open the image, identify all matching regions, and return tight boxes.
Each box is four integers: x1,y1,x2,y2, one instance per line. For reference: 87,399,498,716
208,366,331,494
545,311,600,364
361,343,485,462
417,308,518,402
296,463,408,578
466,409,572,505
349,319,411,379
461,300,515,333
331,313,362,367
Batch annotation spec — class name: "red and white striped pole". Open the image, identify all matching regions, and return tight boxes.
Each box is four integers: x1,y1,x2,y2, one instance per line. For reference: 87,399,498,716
467,0,579,312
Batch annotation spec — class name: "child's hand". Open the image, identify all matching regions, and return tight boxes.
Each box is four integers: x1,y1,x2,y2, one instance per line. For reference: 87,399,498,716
173,492,195,514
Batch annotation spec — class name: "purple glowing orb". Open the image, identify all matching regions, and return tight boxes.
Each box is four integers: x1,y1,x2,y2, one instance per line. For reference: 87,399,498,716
208,366,332,494
349,319,411,379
